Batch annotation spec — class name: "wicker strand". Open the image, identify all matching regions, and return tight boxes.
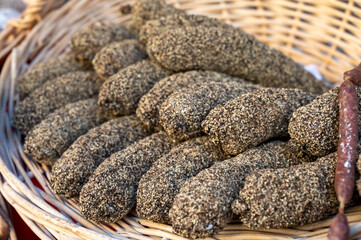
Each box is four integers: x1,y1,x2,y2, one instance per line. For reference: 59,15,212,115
0,0,64,65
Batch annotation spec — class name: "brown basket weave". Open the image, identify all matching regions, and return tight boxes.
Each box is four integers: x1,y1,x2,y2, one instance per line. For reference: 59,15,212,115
2,0,361,239
0,0,64,65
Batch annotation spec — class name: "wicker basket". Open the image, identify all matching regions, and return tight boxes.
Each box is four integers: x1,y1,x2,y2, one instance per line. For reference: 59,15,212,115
2,0,361,239
0,0,64,65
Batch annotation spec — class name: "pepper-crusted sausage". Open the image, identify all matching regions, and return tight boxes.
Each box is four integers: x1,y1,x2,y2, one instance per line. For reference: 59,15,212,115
146,26,329,94
202,88,315,155
136,137,226,224
16,55,87,100
139,14,229,46
79,132,175,222
131,0,185,31
24,98,111,165
159,81,259,142
50,116,151,198
70,22,133,61
13,71,102,135
92,40,147,80
98,60,170,115
289,87,361,157
231,152,339,229
289,88,340,157
170,140,314,239
136,70,250,131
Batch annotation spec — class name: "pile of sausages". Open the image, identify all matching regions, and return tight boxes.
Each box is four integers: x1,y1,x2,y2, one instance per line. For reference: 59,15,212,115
12,0,361,238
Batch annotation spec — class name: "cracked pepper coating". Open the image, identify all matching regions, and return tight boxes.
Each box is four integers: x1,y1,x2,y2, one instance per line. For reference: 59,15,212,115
13,71,102,135
147,26,328,94
92,40,147,80
202,88,315,156
131,0,185,31
139,14,230,46
136,70,250,131
70,22,133,61
24,99,111,165
79,132,175,223
98,60,170,115
289,87,361,157
170,140,315,239
136,137,226,224
159,81,259,142
231,152,339,229
50,116,151,198
16,55,87,100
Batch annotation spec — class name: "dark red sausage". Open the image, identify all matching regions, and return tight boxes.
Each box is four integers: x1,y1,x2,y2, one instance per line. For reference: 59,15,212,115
328,79,358,240
335,80,358,210
328,213,349,240
344,63,361,85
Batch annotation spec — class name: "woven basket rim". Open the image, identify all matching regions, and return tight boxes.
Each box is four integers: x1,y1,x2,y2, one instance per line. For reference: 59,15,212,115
2,0,361,239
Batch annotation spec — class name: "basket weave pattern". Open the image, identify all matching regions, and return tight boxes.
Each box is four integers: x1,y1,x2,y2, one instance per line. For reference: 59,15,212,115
1,0,361,239
0,0,64,66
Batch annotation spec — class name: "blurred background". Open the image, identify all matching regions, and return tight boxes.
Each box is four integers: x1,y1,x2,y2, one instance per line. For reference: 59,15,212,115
0,0,28,31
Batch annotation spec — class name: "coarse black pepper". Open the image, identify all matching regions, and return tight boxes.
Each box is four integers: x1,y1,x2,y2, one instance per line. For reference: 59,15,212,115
136,137,226,224
170,140,315,239
50,115,151,198
136,70,250,131
202,88,315,155
231,152,340,229
139,14,228,46
79,132,175,222
70,22,133,61
24,98,111,165
159,81,259,142
131,0,185,31
92,40,147,80
16,55,87,100
147,26,329,94
98,60,170,115
13,71,102,135
289,87,361,157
